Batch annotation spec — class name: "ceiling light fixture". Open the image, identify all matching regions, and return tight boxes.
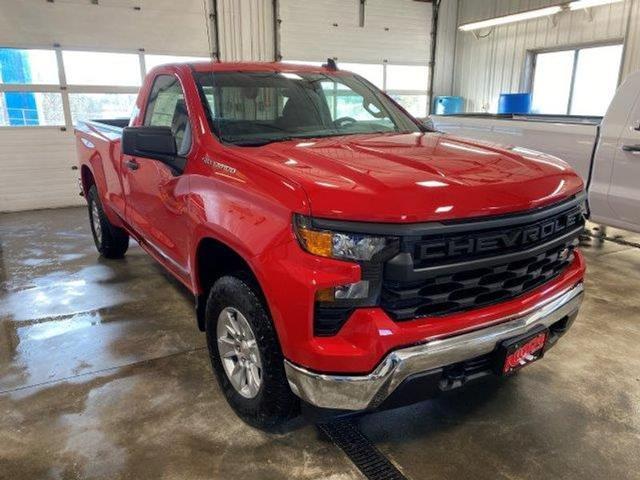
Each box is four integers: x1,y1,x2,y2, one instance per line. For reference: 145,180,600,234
568,0,622,10
458,6,563,31
458,0,622,32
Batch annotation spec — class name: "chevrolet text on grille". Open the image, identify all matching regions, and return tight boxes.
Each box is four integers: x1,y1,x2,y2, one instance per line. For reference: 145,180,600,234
417,208,583,260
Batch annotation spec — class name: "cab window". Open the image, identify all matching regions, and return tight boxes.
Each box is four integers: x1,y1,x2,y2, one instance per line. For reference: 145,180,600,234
144,75,191,155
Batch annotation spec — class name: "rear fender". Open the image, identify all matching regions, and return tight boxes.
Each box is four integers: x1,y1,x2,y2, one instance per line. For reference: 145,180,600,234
76,136,124,228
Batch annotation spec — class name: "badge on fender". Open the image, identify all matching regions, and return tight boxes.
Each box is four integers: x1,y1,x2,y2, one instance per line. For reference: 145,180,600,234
204,156,237,174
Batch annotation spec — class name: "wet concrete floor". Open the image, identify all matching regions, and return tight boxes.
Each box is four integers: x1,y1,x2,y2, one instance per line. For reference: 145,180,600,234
1,207,639,479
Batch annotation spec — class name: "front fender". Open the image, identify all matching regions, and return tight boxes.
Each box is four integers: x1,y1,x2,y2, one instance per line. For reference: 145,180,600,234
187,171,310,292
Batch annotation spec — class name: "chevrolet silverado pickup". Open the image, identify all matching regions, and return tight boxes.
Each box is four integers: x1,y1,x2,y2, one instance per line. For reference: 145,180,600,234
432,71,640,234
75,61,586,428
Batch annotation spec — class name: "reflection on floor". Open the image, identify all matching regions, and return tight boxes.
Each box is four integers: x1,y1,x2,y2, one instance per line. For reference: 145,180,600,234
1,209,639,480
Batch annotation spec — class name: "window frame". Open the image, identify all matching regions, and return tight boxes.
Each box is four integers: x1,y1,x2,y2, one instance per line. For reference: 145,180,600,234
0,44,210,129
142,73,193,156
527,40,624,116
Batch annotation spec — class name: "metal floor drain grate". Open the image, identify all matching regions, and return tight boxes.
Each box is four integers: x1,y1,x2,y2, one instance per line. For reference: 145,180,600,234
318,418,408,480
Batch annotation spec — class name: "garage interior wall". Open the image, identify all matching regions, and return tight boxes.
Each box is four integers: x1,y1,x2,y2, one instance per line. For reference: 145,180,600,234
432,0,459,99
0,0,211,212
216,0,275,61
449,0,638,112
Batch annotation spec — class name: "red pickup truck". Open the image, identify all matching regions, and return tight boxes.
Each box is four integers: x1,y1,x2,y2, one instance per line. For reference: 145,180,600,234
75,61,586,428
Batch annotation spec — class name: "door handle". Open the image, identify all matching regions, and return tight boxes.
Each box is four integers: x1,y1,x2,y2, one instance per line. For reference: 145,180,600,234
622,144,640,153
126,158,140,170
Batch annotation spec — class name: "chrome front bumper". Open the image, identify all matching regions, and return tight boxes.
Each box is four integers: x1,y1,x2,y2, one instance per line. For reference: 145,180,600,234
284,283,584,411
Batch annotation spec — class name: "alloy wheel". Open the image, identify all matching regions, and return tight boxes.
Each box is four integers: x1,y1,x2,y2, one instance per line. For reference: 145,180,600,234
216,306,263,398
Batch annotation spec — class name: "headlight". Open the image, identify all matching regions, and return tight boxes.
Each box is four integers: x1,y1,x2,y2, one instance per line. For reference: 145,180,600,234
293,214,392,261
293,214,400,336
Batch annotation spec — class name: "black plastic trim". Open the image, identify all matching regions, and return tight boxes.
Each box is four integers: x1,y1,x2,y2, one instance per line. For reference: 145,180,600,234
310,192,586,237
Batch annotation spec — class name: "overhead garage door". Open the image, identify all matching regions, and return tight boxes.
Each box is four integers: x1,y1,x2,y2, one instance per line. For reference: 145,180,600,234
279,0,432,118
0,0,211,212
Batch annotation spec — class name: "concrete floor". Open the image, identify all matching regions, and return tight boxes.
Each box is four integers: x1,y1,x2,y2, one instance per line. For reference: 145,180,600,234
1,207,639,480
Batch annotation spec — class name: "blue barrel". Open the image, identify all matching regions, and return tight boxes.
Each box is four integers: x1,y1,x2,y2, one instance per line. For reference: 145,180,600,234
434,96,463,115
498,93,532,114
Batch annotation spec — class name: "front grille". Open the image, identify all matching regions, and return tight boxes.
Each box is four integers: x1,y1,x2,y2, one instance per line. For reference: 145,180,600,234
381,198,584,321
382,240,575,320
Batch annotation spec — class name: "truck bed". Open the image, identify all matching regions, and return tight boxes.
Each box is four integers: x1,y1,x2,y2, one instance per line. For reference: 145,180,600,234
435,113,601,126
431,113,600,181
75,118,129,217
76,118,128,136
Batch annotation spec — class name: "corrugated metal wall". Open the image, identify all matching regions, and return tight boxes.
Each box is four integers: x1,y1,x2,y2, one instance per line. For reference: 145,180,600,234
452,0,635,112
216,0,275,61
279,0,431,64
621,0,640,78
432,0,459,98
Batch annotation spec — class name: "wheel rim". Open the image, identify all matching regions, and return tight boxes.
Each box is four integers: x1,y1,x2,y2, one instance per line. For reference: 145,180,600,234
216,307,263,399
91,200,102,245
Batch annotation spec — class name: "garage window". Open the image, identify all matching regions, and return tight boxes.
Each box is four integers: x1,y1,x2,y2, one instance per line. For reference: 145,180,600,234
0,91,64,126
340,63,384,89
0,47,211,127
0,48,59,84
68,93,139,123
389,94,428,118
531,44,623,116
63,51,141,87
0,48,64,126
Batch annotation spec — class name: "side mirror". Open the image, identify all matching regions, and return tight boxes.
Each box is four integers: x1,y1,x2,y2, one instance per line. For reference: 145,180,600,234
418,116,436,132
122,126,185,173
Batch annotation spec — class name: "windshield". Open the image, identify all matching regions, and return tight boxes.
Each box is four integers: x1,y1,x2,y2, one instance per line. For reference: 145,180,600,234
193,70,422,146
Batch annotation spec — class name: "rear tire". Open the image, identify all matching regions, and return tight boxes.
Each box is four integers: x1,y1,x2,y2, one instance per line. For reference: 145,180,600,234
205,274,299,429
87,185,129,259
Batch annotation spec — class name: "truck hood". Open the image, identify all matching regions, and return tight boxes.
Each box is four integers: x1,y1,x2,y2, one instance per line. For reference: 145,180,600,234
242,132,583,223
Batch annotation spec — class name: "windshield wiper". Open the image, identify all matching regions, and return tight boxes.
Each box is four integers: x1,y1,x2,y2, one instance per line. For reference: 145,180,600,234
223,136,296,147
304,130,403,139
223,132,336,146
224,129,411,147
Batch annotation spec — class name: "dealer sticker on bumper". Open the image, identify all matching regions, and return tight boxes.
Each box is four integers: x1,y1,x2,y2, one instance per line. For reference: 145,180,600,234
498,329,549,375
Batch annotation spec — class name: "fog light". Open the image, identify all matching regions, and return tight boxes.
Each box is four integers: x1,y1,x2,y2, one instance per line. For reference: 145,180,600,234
335,280,370,299
315,280,370,302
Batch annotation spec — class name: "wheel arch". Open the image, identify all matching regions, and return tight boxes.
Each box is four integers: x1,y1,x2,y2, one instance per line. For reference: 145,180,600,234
193,236,268,332
80,164,96,196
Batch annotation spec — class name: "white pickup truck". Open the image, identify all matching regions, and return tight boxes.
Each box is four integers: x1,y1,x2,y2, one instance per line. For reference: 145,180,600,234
432,71,640,234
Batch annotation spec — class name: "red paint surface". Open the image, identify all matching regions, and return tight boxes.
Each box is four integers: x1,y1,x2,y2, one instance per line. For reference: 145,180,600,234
75,62,586,374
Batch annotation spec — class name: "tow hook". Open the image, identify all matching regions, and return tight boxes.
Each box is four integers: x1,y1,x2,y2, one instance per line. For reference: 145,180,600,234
439,368,467,391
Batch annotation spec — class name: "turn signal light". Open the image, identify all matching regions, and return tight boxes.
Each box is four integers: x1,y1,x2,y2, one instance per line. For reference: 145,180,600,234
297,228,333,257
315,287,335,302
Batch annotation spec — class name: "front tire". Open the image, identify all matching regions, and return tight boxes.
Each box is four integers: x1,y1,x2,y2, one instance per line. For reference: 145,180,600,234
87,185,129,259
205,274,299,429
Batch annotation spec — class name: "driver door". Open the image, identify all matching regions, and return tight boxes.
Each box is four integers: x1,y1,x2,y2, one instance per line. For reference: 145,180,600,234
608,91,640,228
123,74,192,279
